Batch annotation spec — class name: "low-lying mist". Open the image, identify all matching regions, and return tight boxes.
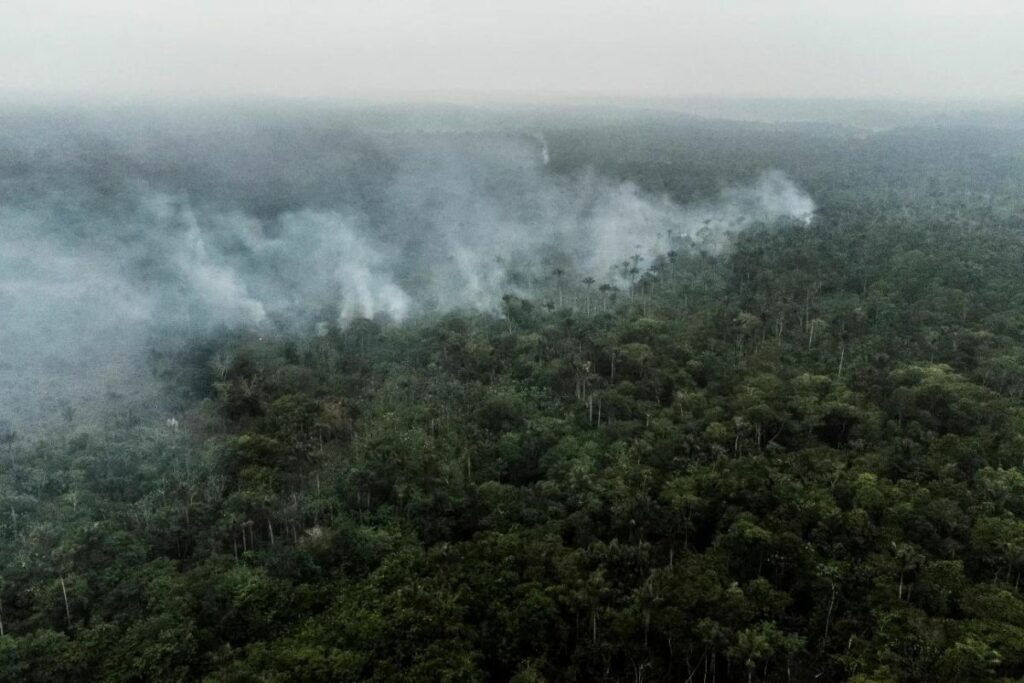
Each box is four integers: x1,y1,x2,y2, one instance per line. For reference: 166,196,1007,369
0,108,815,425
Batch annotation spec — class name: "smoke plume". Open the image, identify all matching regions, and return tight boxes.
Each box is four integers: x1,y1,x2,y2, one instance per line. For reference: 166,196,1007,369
0,108,814,424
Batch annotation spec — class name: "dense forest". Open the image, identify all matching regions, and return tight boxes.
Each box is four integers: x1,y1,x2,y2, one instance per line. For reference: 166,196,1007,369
3,109,1024,681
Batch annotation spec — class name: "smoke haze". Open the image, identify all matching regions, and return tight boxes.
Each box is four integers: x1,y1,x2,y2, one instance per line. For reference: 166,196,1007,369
2,1,1022,102
0,109,814,424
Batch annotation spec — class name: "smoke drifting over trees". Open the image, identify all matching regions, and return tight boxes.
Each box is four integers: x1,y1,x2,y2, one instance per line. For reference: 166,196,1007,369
0,109,813,423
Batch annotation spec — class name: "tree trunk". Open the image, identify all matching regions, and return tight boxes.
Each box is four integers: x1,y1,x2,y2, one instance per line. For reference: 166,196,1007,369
824,583,837,642
60,576,72,629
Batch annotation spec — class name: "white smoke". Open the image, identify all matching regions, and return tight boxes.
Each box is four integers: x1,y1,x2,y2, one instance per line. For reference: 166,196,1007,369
260,211,413,322
0,112,815,423
178,224,268,325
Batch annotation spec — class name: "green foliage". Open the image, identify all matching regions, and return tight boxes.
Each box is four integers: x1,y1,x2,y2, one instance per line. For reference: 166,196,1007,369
4,119,1024,681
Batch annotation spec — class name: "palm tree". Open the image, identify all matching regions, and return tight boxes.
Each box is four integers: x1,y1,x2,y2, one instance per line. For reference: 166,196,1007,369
553,268,566,308
582,276,596,315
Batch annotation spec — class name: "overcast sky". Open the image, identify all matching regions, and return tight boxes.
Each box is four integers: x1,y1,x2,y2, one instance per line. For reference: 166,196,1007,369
1,0,1022,103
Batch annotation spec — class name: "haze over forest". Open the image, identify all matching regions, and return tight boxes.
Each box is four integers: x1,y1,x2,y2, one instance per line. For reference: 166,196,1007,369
3,2,1024,682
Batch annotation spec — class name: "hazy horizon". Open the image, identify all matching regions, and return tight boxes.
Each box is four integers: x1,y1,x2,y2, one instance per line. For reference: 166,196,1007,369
2,1,1023,104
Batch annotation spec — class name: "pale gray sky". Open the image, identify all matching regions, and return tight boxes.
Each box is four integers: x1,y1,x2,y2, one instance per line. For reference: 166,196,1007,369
1,0,1022,103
